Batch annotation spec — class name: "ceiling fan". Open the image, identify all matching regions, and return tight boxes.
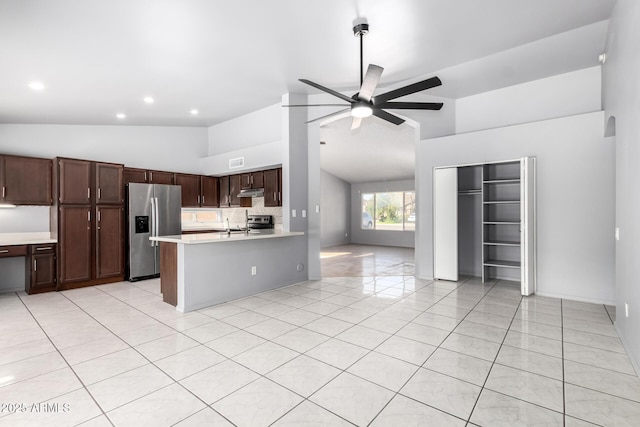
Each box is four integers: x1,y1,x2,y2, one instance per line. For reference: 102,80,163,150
285,19,443,130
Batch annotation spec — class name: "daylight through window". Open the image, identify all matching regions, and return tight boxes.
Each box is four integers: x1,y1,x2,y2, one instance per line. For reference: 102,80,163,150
361,191,415,231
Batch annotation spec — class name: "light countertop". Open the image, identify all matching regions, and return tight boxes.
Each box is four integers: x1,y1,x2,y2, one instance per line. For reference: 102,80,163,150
0,232,57,246
150,229,304,245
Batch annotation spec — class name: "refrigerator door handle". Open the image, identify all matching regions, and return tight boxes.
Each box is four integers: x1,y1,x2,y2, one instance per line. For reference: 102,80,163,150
154,197,160,247
150,197,156,247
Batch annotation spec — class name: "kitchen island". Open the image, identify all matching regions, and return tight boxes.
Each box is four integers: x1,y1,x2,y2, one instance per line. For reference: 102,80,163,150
150,230,306,313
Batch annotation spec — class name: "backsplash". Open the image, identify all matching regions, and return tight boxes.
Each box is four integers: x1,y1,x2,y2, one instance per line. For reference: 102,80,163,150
182,197,282,229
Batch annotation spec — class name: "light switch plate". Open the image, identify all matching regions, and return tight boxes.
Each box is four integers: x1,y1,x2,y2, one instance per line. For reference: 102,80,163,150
302,210,306,218
615,227,620,241
292,209,297,218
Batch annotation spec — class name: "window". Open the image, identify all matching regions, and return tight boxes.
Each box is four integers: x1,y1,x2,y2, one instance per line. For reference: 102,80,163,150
361,191,416,231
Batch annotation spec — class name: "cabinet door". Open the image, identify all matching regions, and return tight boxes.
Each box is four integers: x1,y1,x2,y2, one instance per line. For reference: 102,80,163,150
30,251,56,291
123,168,148,184
229,175,241,206
219,176,230,207
175,173,201,207
433,167,458,281
58,159,91,204
2,156,52,205
96,206,123,279
240,173,252,190
96,163,123,204
201,176,219,207
58,206,92,284
263,169,279,207
148,170,174,185
252,171,264,189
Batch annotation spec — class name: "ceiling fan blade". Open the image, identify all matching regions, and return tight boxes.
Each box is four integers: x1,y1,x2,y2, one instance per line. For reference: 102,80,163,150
372,108,405,125
299,79,356,104
305,108,350,124
351,117,363,130
377,101,443,110
283,104,350,107
373,76,442,104
358,64,384,101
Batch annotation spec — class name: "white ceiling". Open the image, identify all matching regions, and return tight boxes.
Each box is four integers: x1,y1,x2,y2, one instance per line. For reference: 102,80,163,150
0,0,615,128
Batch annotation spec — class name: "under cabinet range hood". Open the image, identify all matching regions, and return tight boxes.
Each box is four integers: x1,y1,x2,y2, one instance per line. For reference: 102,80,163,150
238,188,264,198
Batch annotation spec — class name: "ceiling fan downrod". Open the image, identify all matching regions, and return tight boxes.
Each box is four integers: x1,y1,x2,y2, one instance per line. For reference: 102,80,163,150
353,20,369,87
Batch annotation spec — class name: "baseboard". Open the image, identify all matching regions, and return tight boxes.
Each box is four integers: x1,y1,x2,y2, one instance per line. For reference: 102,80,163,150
535,290,615,306
615,323,640,376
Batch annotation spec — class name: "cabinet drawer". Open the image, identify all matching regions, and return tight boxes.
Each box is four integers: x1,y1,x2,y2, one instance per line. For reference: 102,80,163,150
30,244,56,254
0,245,28,257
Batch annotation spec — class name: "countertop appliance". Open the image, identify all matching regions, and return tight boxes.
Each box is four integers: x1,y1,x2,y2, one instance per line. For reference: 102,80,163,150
247,215,274,230
127,183,181,281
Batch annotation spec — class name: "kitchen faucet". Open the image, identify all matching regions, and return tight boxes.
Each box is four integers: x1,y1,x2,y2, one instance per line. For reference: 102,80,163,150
226,218,231,235
245,210,249,234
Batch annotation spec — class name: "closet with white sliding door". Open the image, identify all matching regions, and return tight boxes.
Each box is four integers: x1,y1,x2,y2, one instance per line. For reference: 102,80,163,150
433,157,536,295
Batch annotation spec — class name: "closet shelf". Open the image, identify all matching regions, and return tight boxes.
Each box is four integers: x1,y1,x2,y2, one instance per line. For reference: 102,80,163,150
483,259,521,268
482,200,520,204
483,221,520,225
458,189,482,195
483,240,521,246
483,179,521,184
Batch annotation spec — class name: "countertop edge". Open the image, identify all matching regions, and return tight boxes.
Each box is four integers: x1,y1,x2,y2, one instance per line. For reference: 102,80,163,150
150,231,304,245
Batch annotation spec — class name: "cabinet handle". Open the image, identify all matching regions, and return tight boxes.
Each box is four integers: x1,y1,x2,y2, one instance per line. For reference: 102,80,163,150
150,172,153,181
36,247,51,251
98,188,101,199
0,250,8,254
33,259,37,271
2,186,5,198
87,188,90,199
98,210,101,222
273,192,276,201
251,175,253,185
87,211,91,222
197,195,200,204
278,191,281,202
202,196,205,204
144,171,147,181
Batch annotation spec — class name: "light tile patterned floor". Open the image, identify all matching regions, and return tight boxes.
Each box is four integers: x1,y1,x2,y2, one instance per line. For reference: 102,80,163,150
321,244,414,277
0,275,638,426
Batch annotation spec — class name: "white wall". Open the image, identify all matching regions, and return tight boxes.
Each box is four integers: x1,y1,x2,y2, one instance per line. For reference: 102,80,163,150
200,140,282,176
456,67,602,134
603,0,640,372
351,179,415,248
320,169,351,248
416,112,615,304
0,124,208,173
207,103,281,155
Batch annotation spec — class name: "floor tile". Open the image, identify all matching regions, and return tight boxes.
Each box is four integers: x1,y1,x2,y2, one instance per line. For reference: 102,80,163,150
272,400,353,426
204,330,266,357
213,377,303,427
371,394,466,427
454,320,508,344
470,388,563,427
154,345,226,380
87,364,174,412
199,303,247,320
179,359,260,404
374,335,436,365
465,311,513,329
495,345,563,380
306,338,369,370
0,367,83,408
509,318,562,340
400,368,482,420
503,330,562,358
310,372,395,426
271,327,330,353
134,334,199,361
412,311,460,331
173,407,234,426
360,314,409,334
275,308,323,326
0,351,67,387
562,318,618,337
221,310,271,329
424,348,493,386
563,328,626,353
232,341,298,374
440,333,501,362
0,338,57,366
71,347,149,385
244,318,298,340
182,319,238,343
563,342,636,375
267,355,341,397
565,383,640,426
329,306,376,324
485,364,564,412
251,302,295,317
347,351,419,391
564,360,640,402
115,323,176,346
106,383,205,427
336,325,391,349
60,335,129,366
396,322,450,346
303,316,353,336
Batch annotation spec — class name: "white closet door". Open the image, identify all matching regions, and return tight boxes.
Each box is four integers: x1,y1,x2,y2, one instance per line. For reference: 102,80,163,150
520,157,536,295
434,167,458,281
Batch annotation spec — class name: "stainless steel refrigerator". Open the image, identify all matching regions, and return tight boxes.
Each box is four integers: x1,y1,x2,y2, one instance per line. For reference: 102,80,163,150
127,183,182,281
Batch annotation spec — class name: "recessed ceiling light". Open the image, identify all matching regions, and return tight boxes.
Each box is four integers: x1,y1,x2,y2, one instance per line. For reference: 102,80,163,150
190,109,199,115
28,81,45,91
116,113,126,119
144,96,154,104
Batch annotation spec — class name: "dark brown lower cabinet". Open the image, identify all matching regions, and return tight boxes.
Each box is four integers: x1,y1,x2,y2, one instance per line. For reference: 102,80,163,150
26,244,57,294
58,205,92,285
96,205,124,279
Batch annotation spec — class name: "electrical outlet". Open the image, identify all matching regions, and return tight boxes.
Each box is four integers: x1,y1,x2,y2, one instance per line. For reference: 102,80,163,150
302,210,306,218
615,227,620,241
625,303,629,317
292,209,297,218
315,205,320,213
251,266,257,276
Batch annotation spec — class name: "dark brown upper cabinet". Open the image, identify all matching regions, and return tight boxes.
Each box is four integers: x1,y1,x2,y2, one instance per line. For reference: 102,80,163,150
0,155,52,205
201,176,219,207
95,163,123,204
174,173,201,207
123,167,148,184
219,175,230,207
148,170,174,185
240,171,264,190
264,168,282,207
56,158,92,204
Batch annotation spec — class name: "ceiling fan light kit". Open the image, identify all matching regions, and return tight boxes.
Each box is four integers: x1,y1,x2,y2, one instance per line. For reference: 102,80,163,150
285,18,444,129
